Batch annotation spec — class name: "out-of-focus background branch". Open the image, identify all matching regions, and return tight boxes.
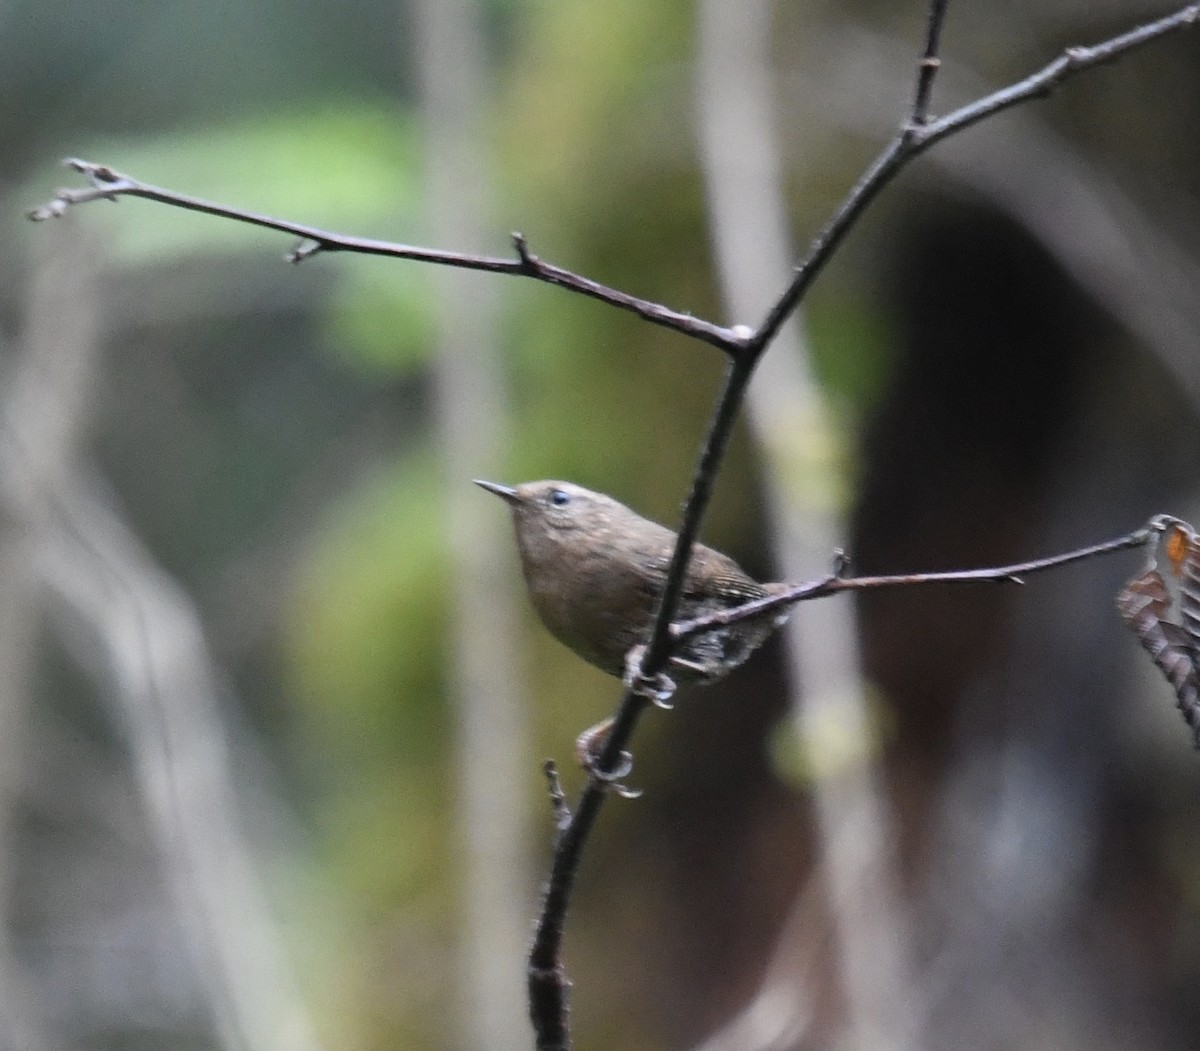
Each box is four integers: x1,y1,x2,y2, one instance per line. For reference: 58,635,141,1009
5,219,325,1051
411,0,531,1048
5,2,1200,1050
694,1,914,1048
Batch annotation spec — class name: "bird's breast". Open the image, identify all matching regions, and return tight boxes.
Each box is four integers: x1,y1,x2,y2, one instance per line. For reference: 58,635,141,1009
520,539,661,676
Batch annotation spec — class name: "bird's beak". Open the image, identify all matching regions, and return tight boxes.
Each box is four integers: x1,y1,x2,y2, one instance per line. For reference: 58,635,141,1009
474,479,521,505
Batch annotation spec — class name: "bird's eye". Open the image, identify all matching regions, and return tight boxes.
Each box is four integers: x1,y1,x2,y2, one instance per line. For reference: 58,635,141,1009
549,489,571,507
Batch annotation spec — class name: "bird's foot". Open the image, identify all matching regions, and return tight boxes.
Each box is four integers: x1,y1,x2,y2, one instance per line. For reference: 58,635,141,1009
623,645,677,709
574,718,641,799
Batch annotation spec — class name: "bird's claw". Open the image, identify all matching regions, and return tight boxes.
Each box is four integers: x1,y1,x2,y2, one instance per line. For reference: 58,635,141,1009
574,720,643,798
623,645,677,709
590,751,642,798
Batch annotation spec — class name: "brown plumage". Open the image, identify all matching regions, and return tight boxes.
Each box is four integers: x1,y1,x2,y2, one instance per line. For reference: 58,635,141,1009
476,480,789,685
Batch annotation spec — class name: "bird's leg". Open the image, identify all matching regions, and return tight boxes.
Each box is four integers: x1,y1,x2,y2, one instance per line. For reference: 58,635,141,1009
569,642,679,798
574,717,641,798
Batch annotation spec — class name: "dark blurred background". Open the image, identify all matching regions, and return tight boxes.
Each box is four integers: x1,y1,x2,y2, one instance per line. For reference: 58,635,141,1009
3,1,1200,1049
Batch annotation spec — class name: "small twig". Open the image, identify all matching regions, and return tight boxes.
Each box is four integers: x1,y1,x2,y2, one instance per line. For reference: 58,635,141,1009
911,0,950,125
29,160,741,355
542,760,572,834
672,520,1160,644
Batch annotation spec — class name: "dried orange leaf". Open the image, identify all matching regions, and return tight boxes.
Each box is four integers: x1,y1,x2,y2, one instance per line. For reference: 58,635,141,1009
1166,523,1192,576
1117,559,1200,748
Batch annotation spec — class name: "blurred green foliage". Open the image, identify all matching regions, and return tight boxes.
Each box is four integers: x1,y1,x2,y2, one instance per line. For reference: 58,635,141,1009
65,106,438,377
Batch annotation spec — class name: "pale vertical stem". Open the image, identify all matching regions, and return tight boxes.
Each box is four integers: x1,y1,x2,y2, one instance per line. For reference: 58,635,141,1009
33,495,326,1051
0,215,103,1051
694,3,918,1049
411,2,532,1049
5,221,325,1051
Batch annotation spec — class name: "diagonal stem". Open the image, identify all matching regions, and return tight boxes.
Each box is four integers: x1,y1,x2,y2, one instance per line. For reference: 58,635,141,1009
29,161,742,354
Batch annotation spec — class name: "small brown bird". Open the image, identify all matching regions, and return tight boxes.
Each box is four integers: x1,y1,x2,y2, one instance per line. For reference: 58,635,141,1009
476,480,790,690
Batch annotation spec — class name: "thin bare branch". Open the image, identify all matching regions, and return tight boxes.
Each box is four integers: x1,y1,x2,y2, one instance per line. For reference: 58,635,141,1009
912,0,951,124
783,20,1200,418
28,160,741,353
750,2,1199,357
672,520,1162,644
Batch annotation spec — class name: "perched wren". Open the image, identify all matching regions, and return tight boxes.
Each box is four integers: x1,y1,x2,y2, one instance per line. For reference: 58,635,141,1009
476,480,791,691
